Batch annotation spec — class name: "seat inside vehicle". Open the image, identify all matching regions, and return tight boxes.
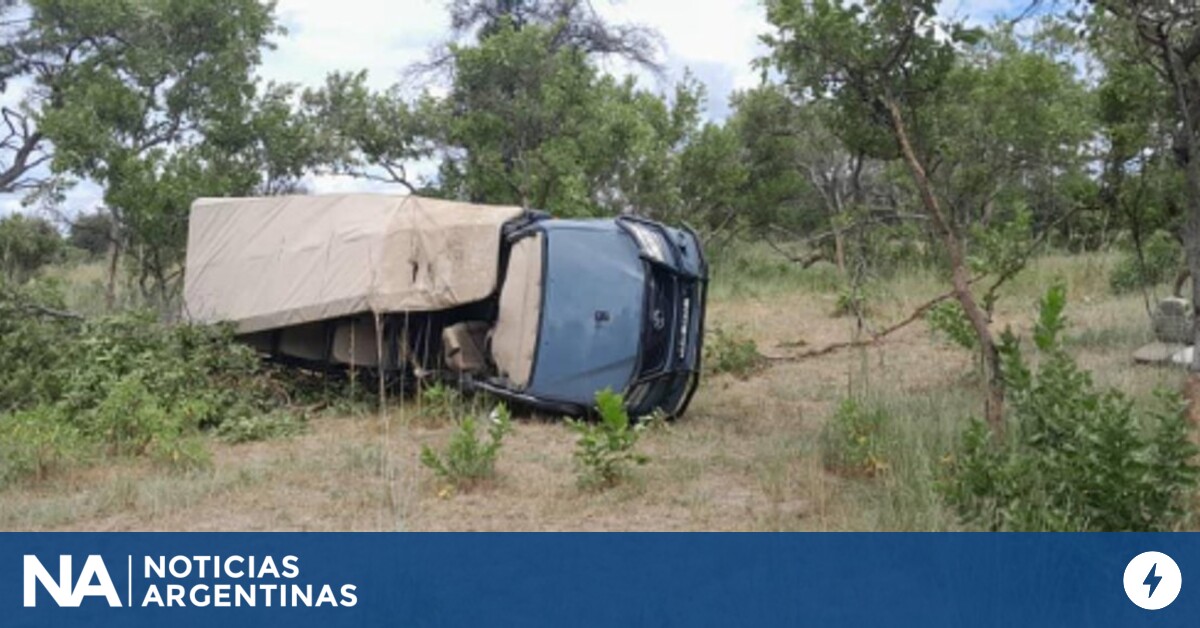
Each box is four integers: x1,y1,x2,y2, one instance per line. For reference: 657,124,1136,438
490,233,544,389
330,316,395,368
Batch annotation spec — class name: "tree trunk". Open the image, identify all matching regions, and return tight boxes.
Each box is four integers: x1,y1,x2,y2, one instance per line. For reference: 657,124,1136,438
105,238,120,312
1172,77,1200,429
1165,64,1200,375
833,228,847,274
883,98,1005,431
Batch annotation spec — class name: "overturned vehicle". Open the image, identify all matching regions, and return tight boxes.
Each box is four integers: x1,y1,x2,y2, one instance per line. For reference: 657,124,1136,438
183,194,707,418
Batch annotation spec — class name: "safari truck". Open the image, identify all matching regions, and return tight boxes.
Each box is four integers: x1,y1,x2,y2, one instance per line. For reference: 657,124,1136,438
183,194,707,418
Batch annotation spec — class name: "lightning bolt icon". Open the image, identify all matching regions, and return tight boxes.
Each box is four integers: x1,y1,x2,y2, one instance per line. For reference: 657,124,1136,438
1144,563,1162,598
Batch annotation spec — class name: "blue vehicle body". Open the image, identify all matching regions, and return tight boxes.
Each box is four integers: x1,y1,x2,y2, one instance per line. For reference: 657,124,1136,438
472,214,708,418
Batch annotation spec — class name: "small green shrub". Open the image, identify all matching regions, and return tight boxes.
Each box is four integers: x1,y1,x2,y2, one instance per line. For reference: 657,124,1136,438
88,372,175,457
0,406,83,485
968,206,1034,283
567,390,649,489
833,287,872,318
417,381,466,424
704,327,764,378
0,281,77,410
926,300,977,350
217,411,306,444
820,398,890,477
151,435,213,472
942,284,1200,531
420,404,512,490
0,213,63,283
1109,230,1180,294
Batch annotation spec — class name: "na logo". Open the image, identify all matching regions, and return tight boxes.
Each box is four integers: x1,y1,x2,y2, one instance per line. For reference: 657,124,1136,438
23,555,122,607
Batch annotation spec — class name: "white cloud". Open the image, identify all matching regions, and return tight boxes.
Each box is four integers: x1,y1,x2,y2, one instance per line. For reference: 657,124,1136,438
263,0,449,91
597,0,768,92
302,173,398,195
0,179,103,220
940,0,1024,24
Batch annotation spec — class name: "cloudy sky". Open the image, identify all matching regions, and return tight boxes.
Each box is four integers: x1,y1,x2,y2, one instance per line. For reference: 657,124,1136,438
0,0,1024,217
266,0,1023,114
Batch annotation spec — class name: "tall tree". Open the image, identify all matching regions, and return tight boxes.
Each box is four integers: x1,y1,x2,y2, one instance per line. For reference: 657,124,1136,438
437,0,662,71
1085,3,1200,374
66,208,112,258
763,0,1006,428
22,0,286,309
0,0,54,194
302,71,437,193
676,121,749,240
729,88,885,272
309,1,696,214
429,22,700,215
933,24,1094,235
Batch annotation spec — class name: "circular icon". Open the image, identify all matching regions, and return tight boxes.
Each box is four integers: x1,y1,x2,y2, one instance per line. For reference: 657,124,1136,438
1123,551,1182,610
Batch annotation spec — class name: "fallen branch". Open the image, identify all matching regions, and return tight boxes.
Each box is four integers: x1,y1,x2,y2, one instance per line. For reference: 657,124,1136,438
19,302,84,321
766,287,957,361
0,285,86,321
767,202,1087,363
764,234,828,268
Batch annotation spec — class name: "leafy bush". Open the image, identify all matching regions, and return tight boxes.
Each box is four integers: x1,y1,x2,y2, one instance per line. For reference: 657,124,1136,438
67,210,114,259
59,315,274,428
151,434,213,472
216,411,305,444
0,281,296,484
833,286,874,319
942,284,1199,531
0,281,78,410
0,406,83,485
820,398,890,477
1109,230,1180,294
0,214,63,283
89,372,179,457
567,390,649,489
704,326,764,378
968,206,1033,282
420,404,513,490
417,381,466,424
926,300,977,350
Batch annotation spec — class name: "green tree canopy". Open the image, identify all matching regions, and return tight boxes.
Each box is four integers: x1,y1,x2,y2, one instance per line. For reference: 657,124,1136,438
0,213,61,282
19,0,320,308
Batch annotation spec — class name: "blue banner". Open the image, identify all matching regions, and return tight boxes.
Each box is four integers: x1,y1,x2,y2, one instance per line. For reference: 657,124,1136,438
0,533,1194,627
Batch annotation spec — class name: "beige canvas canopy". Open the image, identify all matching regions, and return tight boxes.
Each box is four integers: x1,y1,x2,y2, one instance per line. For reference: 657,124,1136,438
183,194,526,334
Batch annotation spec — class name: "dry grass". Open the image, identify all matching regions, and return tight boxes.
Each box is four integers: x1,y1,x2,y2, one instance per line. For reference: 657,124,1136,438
0,251,1187,531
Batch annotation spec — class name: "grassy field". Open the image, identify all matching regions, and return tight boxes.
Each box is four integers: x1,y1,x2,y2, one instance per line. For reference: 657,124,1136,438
0,250,1187,531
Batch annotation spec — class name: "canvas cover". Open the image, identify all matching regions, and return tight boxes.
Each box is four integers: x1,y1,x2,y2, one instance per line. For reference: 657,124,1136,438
184,194,525,333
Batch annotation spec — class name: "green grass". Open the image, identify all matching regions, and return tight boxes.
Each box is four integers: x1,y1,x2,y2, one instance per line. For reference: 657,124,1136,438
820,384,975,531
708,243,843,302
39,259,151,316
2,244,1193,531
1064,322,1151,351
995,251,1146,306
